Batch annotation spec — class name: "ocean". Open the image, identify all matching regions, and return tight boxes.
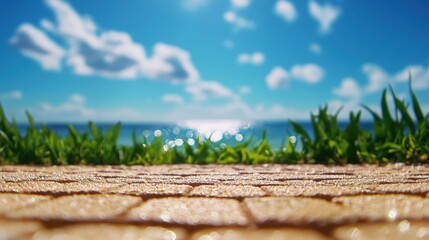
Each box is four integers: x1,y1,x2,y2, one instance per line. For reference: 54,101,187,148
17,120,374,149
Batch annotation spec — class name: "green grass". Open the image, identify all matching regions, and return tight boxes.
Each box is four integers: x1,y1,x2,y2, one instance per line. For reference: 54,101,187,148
1,79,428,165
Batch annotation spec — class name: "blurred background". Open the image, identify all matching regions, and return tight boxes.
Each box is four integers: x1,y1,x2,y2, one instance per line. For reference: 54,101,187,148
1,0,428,146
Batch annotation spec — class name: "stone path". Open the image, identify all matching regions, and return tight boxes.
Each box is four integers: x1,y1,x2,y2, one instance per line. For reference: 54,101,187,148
1,164,429,239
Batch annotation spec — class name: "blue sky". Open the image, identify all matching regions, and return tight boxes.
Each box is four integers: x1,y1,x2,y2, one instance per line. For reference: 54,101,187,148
1,0,428,123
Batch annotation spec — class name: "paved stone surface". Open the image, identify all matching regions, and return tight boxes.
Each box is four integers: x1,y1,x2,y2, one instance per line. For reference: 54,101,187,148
0,181,122,194
125,197,248,226
0,193,50,216
31,224,187,240
107,183,192,197
333,221,429,240
0,164,429,239
333,194,429,221
244,197,351,226
190,185,266,198
0,220,43,240
262,184,376,197
9,194,141,221
190,228,331,240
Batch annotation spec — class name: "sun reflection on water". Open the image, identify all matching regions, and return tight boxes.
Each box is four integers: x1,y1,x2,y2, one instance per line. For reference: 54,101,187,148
177,120,253,143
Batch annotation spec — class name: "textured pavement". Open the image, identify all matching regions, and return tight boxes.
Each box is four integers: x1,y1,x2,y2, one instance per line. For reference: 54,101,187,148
0,164,429,239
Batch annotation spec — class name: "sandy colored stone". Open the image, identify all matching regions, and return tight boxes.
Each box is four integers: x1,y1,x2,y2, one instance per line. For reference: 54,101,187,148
9,194,141,221
190,228,330,240
126,197,248,226
334,220,429,240
262,185,375,197
31,224,187,240
0,220,43,240
372,183,429,194
190,185,266,198
108,183,192,196
333,194,429,221
218,180,284,186
0,193,50,216
0,181,122,194
244,197,351,226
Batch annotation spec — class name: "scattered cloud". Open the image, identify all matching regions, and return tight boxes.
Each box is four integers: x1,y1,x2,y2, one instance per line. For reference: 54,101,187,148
40,94,96,119
333,78,361,99
231,0,251,9
291,64,324,83
142,43,199,83
362,63,429,93
362,64,390,93
223,11,255,30
266,67,290,89
239,86,251,94
0,90,23,100
34,94,162,122
266,64,324,89
223,39,234,48
11,0,200,83
275,0,297,23
185,81,233,101
181,0,210,12
252,103,311,120
10,23,65,70
238,52,265,65
309,43,321,54
308,1,341,33
395,65,429,90
162,94,185,104
327,98,365,120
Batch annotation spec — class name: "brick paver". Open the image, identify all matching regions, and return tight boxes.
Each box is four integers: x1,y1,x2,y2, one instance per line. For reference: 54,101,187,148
333,221,429,240
125,197,248,226
1,164,429,239
190,185,266,198
31,224,187,240
9,194,141,221
244,197,351,226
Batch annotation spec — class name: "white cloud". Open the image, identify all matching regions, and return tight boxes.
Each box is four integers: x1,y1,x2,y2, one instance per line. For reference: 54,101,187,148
395,65,429,90
239,86,251,94
275,0,297,23
12,0,200,83
266,67,290,89
0,90,23,100
266,64,324,89
10,23,65,70
308,1,341,33
361,63,429,94
186,81,233,101
40,94,96,119
223,11,254,30
142,43,199,83
291,64,324,83
309,43,321,54
181,0,210,12
252,103,312,120
238,52,265,65
162,94,185,104
34,94,162,122
333,78,361,99
327,98,365,120
223,39,234,48
231,0,251,9
362,63,390,93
